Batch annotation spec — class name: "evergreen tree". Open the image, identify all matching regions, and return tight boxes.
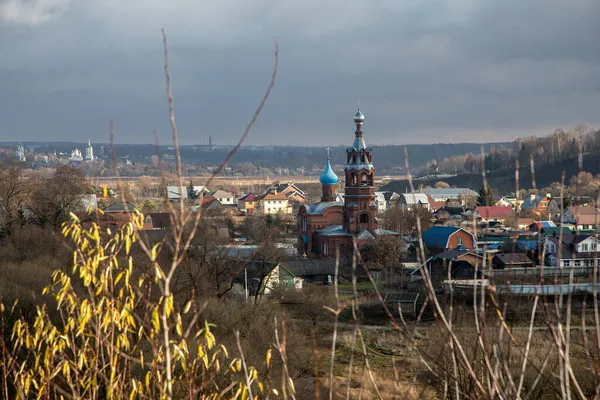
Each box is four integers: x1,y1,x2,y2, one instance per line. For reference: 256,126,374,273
187,180,198,199
477,184,495,206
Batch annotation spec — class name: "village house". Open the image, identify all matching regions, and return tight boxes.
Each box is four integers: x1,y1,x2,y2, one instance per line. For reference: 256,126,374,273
257,191,292,215
421,188,478,206
238,194,258,215
516,218,536,231
427,195,446,212
561,206,600,230
475,206,514,224
421,226,476,254
520,194,561,218
211,190,236,206
544,234,600,267
425,250,484,280
374,191,387,213
492,253,533,269
232,260,302,299
266,182,307,205
496,196,520,209
398,192,430,211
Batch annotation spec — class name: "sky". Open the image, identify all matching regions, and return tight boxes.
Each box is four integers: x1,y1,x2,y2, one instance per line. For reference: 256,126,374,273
1,0,599,146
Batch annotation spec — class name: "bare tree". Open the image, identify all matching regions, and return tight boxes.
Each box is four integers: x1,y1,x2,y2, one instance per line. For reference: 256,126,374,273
29,165,90,227
0,165,30,234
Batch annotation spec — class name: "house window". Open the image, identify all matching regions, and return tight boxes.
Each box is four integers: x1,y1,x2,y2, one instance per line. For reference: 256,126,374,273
563,260,571,267
574,260,581,267
458,237,464,246
582,244,589,252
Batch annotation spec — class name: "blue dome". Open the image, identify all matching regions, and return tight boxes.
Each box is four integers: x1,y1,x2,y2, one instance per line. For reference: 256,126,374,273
320,159,338,185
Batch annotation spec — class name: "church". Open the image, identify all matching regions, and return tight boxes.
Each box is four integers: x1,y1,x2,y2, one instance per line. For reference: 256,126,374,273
297,108,398,259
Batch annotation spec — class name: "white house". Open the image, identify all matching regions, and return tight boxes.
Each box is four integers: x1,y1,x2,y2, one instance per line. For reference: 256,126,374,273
544,234,600,267
257,192,292,215
561,206,600,230
212,190,236,205
398,193,430,211
374,191,387,213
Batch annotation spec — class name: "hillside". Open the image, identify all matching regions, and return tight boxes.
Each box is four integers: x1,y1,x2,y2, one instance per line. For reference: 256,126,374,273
382,153,600,194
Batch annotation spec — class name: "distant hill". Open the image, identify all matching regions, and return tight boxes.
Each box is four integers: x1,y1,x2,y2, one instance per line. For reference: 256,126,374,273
4,141,511,173
382,153,600,195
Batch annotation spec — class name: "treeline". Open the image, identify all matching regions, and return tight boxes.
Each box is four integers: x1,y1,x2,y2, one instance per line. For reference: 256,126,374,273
434,125,600,175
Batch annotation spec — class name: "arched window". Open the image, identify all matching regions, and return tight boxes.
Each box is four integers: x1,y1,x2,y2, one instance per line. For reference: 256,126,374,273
361,152,366,162
352,152,357,163
351,174,357,186
361,173,367,185
360,213,370,224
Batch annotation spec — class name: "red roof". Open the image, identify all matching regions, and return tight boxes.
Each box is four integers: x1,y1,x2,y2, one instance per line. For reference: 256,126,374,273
427,195,446,211
476,206,513,219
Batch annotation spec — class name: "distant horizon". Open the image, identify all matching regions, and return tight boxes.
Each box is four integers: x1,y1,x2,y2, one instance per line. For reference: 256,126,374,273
0,139,516,148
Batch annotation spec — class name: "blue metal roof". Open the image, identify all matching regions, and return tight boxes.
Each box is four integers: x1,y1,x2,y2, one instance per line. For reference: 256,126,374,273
422,226,460,249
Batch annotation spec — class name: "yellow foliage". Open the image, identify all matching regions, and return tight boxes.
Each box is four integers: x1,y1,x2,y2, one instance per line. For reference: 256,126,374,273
0,216,276,399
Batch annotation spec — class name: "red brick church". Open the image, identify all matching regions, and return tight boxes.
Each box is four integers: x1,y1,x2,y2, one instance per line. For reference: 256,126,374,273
297,108,398,258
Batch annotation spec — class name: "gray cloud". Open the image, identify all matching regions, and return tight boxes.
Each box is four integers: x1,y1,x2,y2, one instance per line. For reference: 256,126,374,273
0,0,599,146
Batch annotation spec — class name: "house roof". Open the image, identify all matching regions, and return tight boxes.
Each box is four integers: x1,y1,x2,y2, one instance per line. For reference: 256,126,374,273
400,193,429,205
103,201,137,213
212,189,234,198
382,191,400,201
521,195,548,209
283,259,337,277
198,194,222,209
422,226,471,249
304,201,343,215
427,195,446,211
542,226,573,236
422,188,478,199
317,224,349,237
433,249,482,260
476,206,513,219
260,192,289,201
493,253,532,265
534,221,556,228
568,206,600,225
517,218,536,226
239,193,257,202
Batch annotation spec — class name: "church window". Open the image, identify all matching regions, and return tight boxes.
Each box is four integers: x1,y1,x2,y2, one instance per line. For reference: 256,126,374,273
352,153,357,163
360,213,370,224
361,153,366,162
351,174,357,186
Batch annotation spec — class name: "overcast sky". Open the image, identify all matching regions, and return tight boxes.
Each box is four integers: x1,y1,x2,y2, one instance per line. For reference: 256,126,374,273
1,0,599,146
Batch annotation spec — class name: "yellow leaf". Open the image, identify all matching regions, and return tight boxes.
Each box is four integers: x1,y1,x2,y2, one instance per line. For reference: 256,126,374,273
265,348,272,367
182,300,192,315
152,307,160,331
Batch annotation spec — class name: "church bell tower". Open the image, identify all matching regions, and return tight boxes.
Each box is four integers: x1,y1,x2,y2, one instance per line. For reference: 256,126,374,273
344,108,378,233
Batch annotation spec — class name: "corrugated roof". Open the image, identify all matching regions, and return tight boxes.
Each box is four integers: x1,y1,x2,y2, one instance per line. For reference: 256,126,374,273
422,226,460,249
400,193,429,205
422,188,478,198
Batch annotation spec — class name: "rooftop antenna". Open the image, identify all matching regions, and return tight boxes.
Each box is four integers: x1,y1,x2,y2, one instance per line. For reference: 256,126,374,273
326,147,330,160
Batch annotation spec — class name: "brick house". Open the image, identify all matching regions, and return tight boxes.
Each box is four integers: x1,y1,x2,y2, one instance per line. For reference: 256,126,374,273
421,226,476,254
